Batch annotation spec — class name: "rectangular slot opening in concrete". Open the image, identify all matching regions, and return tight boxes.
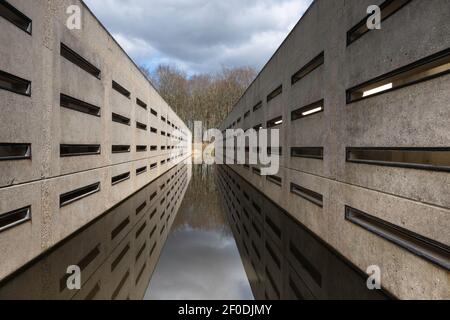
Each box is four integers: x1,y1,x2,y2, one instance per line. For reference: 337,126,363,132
291,99,324,121
112,145,130,154
253,101,262,112
150,127,157,134
136,145,147,152
135,201,146,215
267,116,283,128
346,147,450,172
0,1,32,34
252,167,261,176
112,172,130,186
150,108,158,116
136,166,147,176
60,94,100,117
0,143,31,160
136,98,147,110
267,85,282,103
60,144,100,157
161,116,166,123
112,80,131,99
135,243,146,262
60,43,101,79
150,163,158,170
244,110,250,118
136,121,147,131
290,183,323,207
267,175,282,186
291,52,324,85
347,48,450,103
347,0,412,46
136,222,147,239
150,146,157,151
267,147,282,155
111,244,130,272
0,206,31,233
111,270,130,300
59,182,100,207
0,69,31,96
345,206,450,271
291,147,324,159
112,113,130,126
289,241,322,286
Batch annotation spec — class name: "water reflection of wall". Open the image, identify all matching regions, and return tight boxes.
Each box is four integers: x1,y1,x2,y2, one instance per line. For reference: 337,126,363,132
216,165,390,300
0,162,192,300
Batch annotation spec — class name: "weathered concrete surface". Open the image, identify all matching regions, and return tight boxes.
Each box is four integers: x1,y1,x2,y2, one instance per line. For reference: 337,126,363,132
0,0,191,281
220,0,450,299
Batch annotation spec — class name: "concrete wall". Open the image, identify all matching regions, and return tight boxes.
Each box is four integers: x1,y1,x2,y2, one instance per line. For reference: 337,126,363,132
219,0,450,299
0,0,191,281
0,161,191,299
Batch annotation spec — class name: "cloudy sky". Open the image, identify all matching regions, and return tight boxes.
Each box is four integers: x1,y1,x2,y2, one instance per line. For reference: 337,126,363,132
84,0,313,75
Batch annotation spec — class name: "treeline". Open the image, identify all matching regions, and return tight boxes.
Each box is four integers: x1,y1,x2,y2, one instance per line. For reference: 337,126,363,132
141,64,256,131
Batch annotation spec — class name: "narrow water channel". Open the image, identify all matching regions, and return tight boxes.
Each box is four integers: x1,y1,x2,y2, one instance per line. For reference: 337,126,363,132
145,165,253,300
0,161,390,300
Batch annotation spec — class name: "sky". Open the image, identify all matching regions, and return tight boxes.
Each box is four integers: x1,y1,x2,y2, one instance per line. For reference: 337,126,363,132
84,0,313,75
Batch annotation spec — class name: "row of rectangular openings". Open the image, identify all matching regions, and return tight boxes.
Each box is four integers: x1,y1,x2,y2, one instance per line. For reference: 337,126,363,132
150,108,158,116
267,116,283,128
112,113,130,126
267,85,282,103
346,147,450,172
136,145,147,152
290,183,323,207
112,172,130,185
0,1,32,34
60,94,100,117
60,182,101,207
0,206,31,233
347,48,450,103
136,121,147,131
253,101,262,112
267,175,282,186
0,69,31,96
60,43,101,79
291,99,324,121
112,80,130,99
0,143,31,160
112,145,130,154
136,98,147,109
345,206,450,271
60,144,100,157
291,147,323,159
347,0,412,46
136,166,147,175
291,52,324,85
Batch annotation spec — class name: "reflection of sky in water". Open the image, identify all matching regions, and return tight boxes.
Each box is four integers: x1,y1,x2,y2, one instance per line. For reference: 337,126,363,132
145,165,254,300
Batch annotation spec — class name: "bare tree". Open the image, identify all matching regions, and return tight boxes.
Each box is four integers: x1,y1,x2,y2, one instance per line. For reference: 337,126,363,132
142,64,257,131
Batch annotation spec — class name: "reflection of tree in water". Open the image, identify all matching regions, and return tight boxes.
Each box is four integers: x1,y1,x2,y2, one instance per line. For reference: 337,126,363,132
172,165,231,236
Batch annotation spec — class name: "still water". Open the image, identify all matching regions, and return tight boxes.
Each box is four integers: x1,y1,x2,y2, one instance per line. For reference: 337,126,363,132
0,162,389,300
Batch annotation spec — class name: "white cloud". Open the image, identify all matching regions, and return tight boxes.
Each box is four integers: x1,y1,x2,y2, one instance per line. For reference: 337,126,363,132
84,0,313,74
